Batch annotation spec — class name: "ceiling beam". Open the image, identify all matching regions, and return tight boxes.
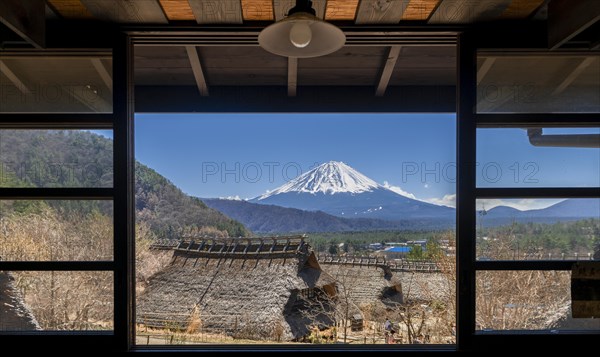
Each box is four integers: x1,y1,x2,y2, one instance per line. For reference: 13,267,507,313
288,57,298,97
0,59,31,94
91,58,113,92
158,0,195,21
548,0,600,49
476,57,496,85
325,0,360,21
241,0,273,21
0,0,45,48
185,46,210,97
552,57,596,96
376,46,402,97
68,85,112,112
499,0,546,19
189,0,243,24
355,0,410,24
428,0,512,24
402,0,442,21
80,0,168,23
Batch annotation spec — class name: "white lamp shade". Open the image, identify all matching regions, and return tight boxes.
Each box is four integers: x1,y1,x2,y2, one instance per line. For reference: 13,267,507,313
258,12,346,58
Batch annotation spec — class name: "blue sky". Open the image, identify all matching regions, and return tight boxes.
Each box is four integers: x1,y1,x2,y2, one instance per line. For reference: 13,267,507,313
130,114,599,210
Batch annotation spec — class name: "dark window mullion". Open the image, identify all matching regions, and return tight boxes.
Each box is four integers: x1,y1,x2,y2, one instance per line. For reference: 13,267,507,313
0,261,114,271
0,114,114,130
112,31,134,352
475,260,576,271
0,187,114,200
476,113,600,128
457,31,478,351
476,187,600,198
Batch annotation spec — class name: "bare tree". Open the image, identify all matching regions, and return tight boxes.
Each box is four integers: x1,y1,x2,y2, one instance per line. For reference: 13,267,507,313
1,209,114,330
387,231,456,344
295,266,364,344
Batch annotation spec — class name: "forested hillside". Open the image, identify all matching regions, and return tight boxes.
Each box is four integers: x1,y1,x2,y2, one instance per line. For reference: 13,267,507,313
0,130,249,239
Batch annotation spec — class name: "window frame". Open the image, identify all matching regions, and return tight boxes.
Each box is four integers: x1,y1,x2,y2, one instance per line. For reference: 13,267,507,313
0,34,130,349
1,26,598,352
461,38,600,350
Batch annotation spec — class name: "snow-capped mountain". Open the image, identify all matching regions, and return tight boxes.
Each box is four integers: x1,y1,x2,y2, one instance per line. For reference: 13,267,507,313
206,161,598,232
250,161,454,221
258,161,380,198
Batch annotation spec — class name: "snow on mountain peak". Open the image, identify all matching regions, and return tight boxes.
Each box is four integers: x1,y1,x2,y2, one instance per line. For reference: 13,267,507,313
257,161,381,199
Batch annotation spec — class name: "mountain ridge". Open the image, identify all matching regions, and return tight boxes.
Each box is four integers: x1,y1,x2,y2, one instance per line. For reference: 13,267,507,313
204,198,454,233
250,161,454,221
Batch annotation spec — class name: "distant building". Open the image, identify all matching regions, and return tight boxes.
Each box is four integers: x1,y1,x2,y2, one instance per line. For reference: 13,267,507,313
379,246,411,259
368,243,384,250
406,240,427,248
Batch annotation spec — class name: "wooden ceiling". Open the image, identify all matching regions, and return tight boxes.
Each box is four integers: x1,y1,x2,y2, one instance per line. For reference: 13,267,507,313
2,1,597,112
46,0,547,24
41,0,550,97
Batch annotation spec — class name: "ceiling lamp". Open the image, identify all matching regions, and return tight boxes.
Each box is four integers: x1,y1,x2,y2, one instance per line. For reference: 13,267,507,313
258,0,346,58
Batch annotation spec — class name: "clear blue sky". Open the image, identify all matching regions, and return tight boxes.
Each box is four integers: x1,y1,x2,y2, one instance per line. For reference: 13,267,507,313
130,114,599,210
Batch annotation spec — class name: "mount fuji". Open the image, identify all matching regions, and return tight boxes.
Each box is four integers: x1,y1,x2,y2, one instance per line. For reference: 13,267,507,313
249,161,454,221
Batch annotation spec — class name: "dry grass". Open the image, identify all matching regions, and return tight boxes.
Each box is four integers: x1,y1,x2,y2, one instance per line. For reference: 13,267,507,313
0,207,163,330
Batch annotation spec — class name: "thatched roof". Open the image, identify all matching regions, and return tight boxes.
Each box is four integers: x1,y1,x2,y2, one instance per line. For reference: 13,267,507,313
318,256,403,308
0,272,39,331
137,237,335,341
393,271,451,303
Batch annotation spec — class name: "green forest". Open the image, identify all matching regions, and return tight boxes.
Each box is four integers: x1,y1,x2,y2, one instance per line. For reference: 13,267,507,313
477,219,600,259
306,218,599,260
0,130,248,239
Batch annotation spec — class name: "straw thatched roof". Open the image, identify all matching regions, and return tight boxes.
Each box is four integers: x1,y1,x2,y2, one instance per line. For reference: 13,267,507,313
0,272,39,331
137,237,336,341
318,256,403,308
393,271,451,303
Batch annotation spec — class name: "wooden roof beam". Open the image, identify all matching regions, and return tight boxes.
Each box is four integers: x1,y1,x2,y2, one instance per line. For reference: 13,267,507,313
376,46,402,97
355,0,409,24
91,58,112,91
288,57,297,97
185,46,210,97
476,57,496,85
548,0,600,49
188,0,243,24
402,0,442,21
0,0,45,48
428,0,512,24
0,60,31,94
80,0,168,23
552,57,597,96
68,85,112,112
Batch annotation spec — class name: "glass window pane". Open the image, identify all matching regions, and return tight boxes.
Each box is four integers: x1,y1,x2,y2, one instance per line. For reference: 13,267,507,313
476,128,600,188
0,55,112,113
0,130,113,188
476,271,600,331
476,198,599,261
477,55,600,113
0,200,113,261
0,271,113,331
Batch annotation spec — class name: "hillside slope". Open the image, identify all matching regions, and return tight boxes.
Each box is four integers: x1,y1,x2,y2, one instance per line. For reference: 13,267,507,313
0,130,249,239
